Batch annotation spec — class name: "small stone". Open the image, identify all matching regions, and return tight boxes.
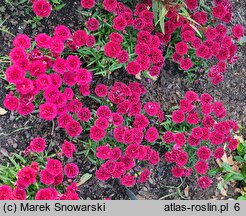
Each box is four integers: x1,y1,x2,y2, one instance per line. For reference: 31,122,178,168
0,148,9,157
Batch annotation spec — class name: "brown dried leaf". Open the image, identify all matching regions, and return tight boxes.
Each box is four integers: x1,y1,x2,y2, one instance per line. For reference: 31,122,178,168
234,135,244,143
221,153,234,165
76,173,92,187
184,186,189,197
216,159,222,168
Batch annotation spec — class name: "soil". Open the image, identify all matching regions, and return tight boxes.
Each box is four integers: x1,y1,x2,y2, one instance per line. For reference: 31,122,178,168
0,0,245,200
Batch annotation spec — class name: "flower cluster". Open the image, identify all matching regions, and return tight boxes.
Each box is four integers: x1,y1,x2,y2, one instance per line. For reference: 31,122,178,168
92,82,165,187
107,2,165,77
3,26,96,137
163,91,239,189
157,0,244,84
0,137,79,200
81,1,165,79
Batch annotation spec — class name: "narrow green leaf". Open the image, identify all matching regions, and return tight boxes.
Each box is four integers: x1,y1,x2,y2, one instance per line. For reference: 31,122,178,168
223,173,234,183
241,164,246,177
231,173,245,181
234,156,245,162
221,162,233,172
53,3,66,11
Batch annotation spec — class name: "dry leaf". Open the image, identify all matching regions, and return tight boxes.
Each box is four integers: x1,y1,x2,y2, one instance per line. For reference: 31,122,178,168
234,135,244,143
232,164,240,172
0,107,7,115
149,75,157,81
76,173,92,187
221,153,234,165
217,178,228,197
184,186,189,197
216,159,222,168
135,73,142,80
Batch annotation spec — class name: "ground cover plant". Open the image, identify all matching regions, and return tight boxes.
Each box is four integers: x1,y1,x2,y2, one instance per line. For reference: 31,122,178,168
0,0,245,200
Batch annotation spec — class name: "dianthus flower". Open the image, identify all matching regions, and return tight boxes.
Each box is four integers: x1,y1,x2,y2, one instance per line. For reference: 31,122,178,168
30,137,46,153
32,0,52,18
64,163,79,179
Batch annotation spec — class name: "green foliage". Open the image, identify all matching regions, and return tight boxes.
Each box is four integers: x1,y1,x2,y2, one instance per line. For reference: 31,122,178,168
221,138,246,199
0,143,65,200
74,6,137,77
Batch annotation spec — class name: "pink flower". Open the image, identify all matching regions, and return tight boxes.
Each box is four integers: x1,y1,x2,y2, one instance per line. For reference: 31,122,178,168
95,117,109,129
109,147,122,161
228,138,238,150
196,146,211,160
163,131,174,144
95,84,108,97
35,188,58,200
81,0,95,9
174,133,186,146
96,106,112,119
144,102,160,116
90,126,106,141
133,114,149,129
32,0,52,18
175,41,189,55
197,176,212,189
232,24,244,40
4,94,19,111
73,30,88,47
54,25,71,41
194,160,209,174
40,169,55,185
39,102,57,121
12,188,26,200
13,34,31,49
111,113,124,126
46,159,63,177
64,163,79,179
65,120,82,137
171,167,184,178
113,16,127,31
109,32,123,43
103,0,117,12
186,113,200,125
213,147,225,159
62,140,76,158
17,166,37,188
112,162,126,178
104,41,122,58
117,50,129,63
77,107,91,122
6,65,26,84
145,127,159,142
185,0,198,10
120,174,136,187
96,145,111,160
30,137,46,153
95,166,111,181
180,58,193,70
0,186,13,200
103,160,116,174
172,110,185,123
176,151,188,166
86,18,99,31
149,151,160,165
137,168,150,183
